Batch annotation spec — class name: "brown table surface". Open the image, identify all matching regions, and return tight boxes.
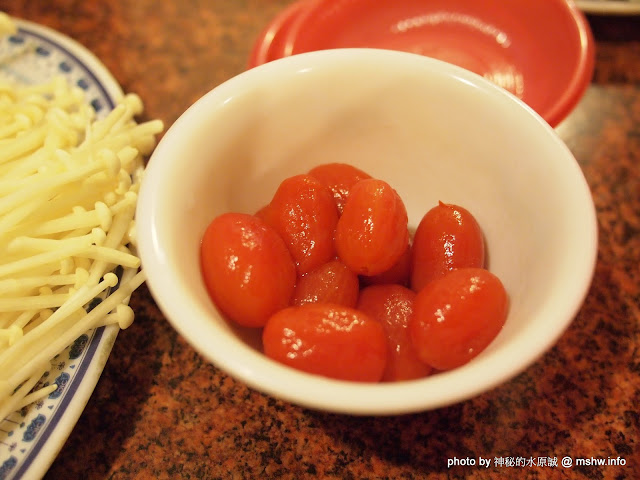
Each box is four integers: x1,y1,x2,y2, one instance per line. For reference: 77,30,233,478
3,1,640,479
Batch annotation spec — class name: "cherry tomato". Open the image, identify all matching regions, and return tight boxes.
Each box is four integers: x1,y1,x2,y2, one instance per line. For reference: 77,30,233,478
254,204,273,223
409,268,508,370
360,240,412,287
292,259,359,307
357,284,432,382
308,162,372,214
200,213,296,328
263,174,339,275
263,303,388,382
335,178,409,276
411,201,485,292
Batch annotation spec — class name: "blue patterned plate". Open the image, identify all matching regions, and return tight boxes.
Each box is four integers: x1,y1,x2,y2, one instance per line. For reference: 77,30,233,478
0,19,126,480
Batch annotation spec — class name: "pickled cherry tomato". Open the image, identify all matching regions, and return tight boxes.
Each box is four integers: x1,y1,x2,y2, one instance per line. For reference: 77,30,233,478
200,163,509,384
200,213,296,328
360,240,412,287
292,259,359,307
335,178,409,276
263,303,388,382
254,204,273,223
411,201,485,292
308,162,372,214
264,174,339,275
357,284,432,382
409,268,508,370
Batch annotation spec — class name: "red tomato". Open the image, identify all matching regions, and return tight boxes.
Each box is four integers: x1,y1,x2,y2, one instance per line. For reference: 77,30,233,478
411,201,485,292
254,204,273,223
263,303,388,382
263,174,339,275
360,240,412,287
409,268,508,370
335,178,409,276
292,259,359,307
308,162,372,214
357,284,432,382
200,213,296,328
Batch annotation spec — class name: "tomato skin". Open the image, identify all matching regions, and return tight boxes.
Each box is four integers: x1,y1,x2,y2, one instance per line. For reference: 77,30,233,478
292,259,359,307
411,201,485,292
264,174,339,275
263,303,388,382
254,204,273,223
200,213,296,328
335,178,409,276
357,284,432,382
308,162,372,214
360,240,412,287
409,268,508,370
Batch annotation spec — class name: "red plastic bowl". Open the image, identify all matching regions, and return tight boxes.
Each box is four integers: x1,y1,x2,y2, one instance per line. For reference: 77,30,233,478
280,0,595,126
248,0,314,68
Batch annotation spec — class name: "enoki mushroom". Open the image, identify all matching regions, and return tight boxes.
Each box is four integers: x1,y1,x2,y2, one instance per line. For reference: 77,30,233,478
0,18,163,418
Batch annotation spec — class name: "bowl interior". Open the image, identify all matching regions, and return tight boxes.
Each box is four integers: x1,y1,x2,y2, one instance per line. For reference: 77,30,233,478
137,49,597,415
281,0,595,126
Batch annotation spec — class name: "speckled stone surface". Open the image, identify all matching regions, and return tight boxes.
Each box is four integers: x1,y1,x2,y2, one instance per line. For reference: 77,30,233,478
2,1,640,479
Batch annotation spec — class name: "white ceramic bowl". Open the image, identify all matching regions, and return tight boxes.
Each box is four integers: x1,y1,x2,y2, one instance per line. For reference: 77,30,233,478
136,49,597,415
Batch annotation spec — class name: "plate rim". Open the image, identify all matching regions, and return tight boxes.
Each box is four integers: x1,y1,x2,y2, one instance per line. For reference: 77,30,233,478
575,0,640,15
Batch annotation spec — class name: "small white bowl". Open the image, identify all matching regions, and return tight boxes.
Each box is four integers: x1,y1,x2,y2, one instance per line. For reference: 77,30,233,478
136,49,597,415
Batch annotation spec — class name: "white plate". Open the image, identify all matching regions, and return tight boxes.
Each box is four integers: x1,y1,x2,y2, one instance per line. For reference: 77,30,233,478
576,0,640,14
0,19,124,480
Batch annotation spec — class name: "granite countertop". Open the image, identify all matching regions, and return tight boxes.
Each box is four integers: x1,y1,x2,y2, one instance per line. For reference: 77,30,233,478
3,1,640,479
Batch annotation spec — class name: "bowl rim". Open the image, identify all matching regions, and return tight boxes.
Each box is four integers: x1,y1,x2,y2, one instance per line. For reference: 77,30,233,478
137,49,598,415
